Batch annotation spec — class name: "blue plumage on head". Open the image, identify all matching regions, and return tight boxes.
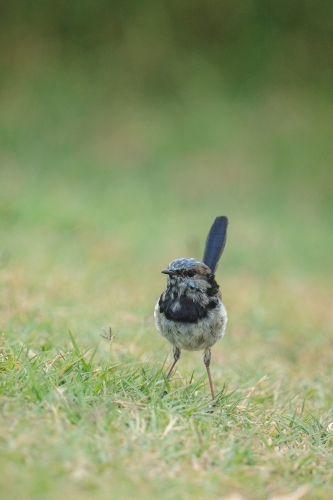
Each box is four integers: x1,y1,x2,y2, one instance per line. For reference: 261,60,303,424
168,258,201,271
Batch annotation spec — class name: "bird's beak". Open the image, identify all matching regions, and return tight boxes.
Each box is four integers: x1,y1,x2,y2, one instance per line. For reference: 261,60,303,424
161,269,176,276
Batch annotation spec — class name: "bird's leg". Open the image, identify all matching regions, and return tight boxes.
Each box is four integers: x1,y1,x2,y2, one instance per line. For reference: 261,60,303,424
161,347,181,398
203,349,216,405
166,346,181,379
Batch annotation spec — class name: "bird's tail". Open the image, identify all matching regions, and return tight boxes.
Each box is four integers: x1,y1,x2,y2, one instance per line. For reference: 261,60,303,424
202,216,228,273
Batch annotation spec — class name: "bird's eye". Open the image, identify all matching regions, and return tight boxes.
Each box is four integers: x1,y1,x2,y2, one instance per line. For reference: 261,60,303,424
187,269,195,278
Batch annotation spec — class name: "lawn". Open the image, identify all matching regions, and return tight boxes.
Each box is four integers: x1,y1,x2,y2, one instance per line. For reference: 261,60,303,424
1,58,333,499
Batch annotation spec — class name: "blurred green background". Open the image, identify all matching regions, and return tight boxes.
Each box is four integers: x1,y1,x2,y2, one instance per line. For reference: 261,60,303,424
1,3,333,499
1,0,333,341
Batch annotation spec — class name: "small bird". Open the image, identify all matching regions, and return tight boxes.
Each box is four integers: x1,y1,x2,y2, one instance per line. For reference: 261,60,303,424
154,216,228,403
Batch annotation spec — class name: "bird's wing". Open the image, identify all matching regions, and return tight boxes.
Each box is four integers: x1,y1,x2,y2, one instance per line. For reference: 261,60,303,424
202,216,228,273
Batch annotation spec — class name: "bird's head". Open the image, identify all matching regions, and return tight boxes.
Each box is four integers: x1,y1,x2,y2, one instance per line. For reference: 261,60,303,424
161,257,219,296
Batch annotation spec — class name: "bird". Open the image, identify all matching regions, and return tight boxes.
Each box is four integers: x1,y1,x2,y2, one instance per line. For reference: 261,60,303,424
154,216,228,403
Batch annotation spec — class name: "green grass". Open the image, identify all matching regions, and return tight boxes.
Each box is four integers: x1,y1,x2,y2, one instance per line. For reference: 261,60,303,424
1,53,333,499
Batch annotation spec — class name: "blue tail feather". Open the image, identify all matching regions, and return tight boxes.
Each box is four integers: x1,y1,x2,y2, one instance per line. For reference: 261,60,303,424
202,216,228,273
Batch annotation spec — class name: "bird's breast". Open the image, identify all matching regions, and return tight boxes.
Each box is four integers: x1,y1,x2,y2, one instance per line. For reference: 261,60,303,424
154,296,227,351
158,294,217,324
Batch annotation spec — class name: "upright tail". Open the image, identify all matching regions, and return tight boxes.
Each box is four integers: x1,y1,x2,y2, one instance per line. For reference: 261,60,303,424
202,216,228,273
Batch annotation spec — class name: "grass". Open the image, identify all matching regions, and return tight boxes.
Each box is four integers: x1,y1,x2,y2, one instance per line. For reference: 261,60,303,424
1,52,333,499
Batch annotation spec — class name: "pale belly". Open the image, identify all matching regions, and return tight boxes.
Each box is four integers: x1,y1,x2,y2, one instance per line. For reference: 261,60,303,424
154,300,227,351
